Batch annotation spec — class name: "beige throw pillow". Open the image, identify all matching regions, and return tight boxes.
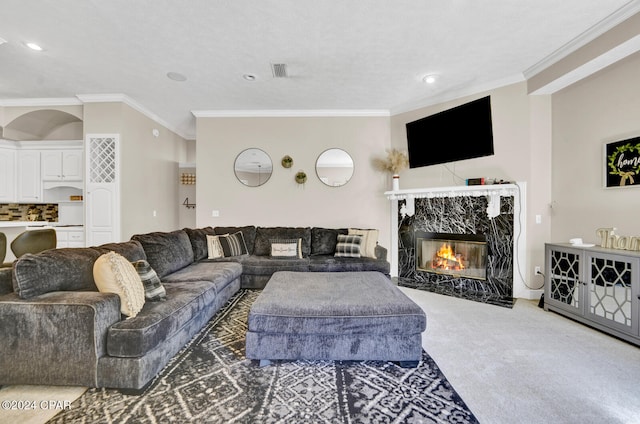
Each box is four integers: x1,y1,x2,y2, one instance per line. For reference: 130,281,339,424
206,235,225,259
93,251,146,318
348,228,379,259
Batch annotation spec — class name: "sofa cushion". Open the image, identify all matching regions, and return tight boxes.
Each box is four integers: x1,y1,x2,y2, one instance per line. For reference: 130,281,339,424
309,255,391,274
132,260,167,302
183,227,216,261
214,226,257,255
0,268,13,295
106,280,217,358
161,262,242,294
254,227,311,257
12,248,101,299
131,230,194,279
93,240,147,262
311,227,348,255
93,252,146,317
241,255,309,275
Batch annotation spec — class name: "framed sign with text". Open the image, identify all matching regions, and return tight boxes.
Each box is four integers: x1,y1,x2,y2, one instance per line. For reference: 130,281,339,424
605,136,640,188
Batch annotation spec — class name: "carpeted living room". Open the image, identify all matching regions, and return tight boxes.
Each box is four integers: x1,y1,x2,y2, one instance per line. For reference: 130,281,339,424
2,1,640,423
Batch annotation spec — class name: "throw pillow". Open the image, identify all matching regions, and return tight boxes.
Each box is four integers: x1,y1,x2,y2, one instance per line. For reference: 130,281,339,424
206,235,225,259
207,232,249,258
348,228,379,259
93,251,145,318
132,260,167,301
270,239,303,258
334,234,362,258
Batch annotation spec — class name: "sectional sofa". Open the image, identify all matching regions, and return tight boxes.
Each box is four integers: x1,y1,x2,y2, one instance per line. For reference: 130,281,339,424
0,226,389,391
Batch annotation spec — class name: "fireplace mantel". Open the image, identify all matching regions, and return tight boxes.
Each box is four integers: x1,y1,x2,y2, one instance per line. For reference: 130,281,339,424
386,184,521,220
384,183,519,200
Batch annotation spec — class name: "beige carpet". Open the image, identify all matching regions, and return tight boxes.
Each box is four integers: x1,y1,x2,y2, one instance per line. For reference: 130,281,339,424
2,287,640,423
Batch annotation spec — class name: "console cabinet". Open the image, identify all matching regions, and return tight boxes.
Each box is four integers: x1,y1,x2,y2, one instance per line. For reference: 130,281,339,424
545,243,640,346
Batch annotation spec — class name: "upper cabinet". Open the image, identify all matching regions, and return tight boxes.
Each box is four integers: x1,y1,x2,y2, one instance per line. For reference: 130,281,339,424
42,150,83,181
17,150,41,202
0,147,16,202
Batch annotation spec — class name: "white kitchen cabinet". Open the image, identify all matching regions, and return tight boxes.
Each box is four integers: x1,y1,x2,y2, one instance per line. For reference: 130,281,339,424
56,227,85,248
41,150,83,181
17,150,41,202
0,148,16,202
545,243,640,346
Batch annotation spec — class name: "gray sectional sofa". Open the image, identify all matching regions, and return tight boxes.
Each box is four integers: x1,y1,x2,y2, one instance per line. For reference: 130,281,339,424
0,225,389,391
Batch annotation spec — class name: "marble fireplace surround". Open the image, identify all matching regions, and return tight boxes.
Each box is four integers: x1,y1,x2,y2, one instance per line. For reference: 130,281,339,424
386,183,527,307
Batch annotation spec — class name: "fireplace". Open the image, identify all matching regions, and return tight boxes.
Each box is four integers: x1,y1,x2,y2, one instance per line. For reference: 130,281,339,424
416,232,487,280
388,184,523,308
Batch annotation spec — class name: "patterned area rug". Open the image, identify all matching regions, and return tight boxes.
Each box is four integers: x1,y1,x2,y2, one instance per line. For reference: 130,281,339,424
48,290,478,423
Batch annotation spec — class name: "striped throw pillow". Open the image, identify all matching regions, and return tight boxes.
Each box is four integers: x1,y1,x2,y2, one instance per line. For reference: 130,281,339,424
132,260,167,301
334,234,362,258
207,231,249,258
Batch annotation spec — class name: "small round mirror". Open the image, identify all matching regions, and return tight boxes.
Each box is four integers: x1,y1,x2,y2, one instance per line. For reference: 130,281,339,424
234,148,273,187
315,148,354,187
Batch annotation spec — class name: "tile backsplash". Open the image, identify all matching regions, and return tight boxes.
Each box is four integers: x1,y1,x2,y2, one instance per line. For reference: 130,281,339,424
0,204,59,222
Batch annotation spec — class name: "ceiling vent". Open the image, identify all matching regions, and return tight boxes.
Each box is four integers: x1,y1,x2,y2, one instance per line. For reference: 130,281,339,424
271,63,288,78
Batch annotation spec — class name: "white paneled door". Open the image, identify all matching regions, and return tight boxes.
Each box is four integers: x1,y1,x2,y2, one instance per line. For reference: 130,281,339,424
85,134,120,245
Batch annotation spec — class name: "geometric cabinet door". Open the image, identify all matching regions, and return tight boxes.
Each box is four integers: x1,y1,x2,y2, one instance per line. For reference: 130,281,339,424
548,248,583,314
85,134,121,245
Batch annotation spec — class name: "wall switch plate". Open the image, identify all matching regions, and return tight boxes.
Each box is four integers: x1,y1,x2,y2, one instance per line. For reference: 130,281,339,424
211,210,220,217
535,214,542,224
153,210,157,217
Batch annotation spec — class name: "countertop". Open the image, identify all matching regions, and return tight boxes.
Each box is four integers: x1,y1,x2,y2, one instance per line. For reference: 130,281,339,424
0,221,83,228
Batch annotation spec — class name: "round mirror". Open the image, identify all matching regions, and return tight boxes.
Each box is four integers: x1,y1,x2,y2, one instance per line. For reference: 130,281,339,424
315,148,354,187
234,148,273,187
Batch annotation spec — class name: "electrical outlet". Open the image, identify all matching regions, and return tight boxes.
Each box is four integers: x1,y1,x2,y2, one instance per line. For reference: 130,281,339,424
535,266,542,275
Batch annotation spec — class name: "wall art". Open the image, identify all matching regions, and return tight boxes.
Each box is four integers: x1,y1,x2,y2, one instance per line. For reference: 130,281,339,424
605,136,640,188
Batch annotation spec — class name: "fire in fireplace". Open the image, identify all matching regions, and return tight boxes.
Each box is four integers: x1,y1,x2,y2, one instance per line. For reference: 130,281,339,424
415,232,488,280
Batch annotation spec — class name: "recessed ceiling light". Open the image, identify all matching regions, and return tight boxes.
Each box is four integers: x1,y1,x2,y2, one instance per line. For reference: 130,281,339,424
243,74,257,81
423,74,437,84
167,71,187,82
25,42,43,51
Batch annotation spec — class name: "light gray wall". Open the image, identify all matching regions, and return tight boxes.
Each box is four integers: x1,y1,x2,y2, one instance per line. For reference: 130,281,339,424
195,115,393,249
551,52,640,243
390,81,553,289
83,102,188,240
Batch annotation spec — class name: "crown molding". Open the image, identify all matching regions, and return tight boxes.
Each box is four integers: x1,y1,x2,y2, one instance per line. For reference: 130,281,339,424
0,97,82,107
77,93,189,139
523,0,640,79
529,34,640,94
191,109,390,118
390,74,525,116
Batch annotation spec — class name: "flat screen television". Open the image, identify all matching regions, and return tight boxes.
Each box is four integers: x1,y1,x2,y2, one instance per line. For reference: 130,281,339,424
406,96,494,168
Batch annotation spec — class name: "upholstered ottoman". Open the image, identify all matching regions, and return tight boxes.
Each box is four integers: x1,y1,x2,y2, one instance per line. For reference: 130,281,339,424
245,271,426,366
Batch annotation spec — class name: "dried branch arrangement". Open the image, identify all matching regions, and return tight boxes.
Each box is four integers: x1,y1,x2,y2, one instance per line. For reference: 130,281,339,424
372,148,409,174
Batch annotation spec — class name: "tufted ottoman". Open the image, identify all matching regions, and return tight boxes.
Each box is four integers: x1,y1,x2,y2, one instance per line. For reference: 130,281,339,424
245,271,426,367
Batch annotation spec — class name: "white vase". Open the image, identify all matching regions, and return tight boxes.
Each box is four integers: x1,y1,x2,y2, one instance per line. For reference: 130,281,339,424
392,174,400,191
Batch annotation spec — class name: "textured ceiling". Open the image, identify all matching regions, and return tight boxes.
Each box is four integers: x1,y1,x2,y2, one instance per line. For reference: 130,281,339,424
0,0,635,138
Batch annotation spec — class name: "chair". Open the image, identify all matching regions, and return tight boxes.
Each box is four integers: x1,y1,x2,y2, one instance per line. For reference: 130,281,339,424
0,232,6,264
10,229,57,258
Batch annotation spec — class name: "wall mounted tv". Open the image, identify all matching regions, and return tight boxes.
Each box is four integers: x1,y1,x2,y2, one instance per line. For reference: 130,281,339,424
406,96,494,168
